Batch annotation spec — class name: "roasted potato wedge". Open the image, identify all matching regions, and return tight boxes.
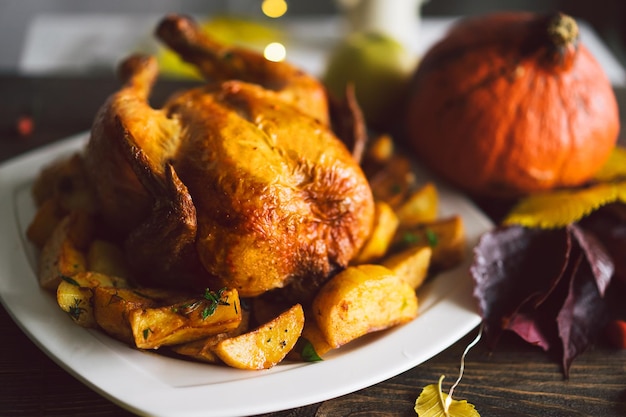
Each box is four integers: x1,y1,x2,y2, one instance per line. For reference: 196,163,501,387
31,153,95,213
56,271,128,328
170,308,251,363
37,211,94,291
352,200,399,264
287,312,333,361
93,286,175,344
130,288,242,349
382,245,432,290
394,215,465,271
312,264,418,348
212,303,304,370
365,133,394,165
87,239,133,280
26,199,65,249
394,182,438,227
368,155,416,208
252,298,331,361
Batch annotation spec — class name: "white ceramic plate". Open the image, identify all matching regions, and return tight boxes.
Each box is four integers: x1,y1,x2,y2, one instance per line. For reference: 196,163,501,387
0,132,492,417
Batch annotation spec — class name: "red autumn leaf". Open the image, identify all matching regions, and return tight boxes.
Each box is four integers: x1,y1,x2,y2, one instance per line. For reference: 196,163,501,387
471,221,615,377
570,224,614,296
556,248,610,377
579,204,626,287
470,226,570,348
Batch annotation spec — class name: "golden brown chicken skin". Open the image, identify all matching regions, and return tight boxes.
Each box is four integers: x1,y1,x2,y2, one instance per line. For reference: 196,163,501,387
84,15,374,299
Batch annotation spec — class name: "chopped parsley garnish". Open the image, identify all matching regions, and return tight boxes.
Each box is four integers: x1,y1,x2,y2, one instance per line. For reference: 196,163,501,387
177,288,231,320
68,298,85,320
402,232,420,245
296,338,323,362
61,275,80,286
425,228,439,247
390,183,403,195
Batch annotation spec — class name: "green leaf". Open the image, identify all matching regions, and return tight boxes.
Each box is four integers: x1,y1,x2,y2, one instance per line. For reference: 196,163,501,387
296,338,323,362
503,181,626,229
415,376,480,417
60,275,80,286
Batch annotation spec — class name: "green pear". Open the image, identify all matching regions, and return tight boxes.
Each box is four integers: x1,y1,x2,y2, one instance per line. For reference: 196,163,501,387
323,31,417,130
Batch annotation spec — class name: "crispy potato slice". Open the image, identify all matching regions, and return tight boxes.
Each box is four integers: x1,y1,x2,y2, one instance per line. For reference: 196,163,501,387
26,199,65,249
170,308,251,364
287,311,333,361
93,286,175,344
130,288,242,349
56,271,128,328
38,211,94,291
394,215,465,271
382,245,432,290
365,133,394,164
31,153,95,213
352,200,399,264
312,264,418,349
368,155,416,208
394,182,438,227
251,297,331,361
87,239,133,280
212,304,304,370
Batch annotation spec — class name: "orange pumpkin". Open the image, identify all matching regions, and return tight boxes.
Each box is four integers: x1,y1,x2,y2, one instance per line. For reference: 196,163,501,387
405,12,620,198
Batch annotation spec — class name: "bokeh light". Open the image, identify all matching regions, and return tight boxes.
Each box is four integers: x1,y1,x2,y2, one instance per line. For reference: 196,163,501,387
261,0,288,18
264,42,287,62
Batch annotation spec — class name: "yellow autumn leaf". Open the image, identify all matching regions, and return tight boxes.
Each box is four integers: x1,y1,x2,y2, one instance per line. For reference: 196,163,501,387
503,180,626,229
503,146,626,229
415,376,480,417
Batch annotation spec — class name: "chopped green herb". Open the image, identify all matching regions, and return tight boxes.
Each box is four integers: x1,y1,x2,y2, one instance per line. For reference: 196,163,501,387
143,328,152,340
172,288,232,319
199,288,230,320
61,275,80,286
202,305,214,320
390,183,403,195
296,338,323,362
68,298,85,320
402,232,420,245
426,228,439,247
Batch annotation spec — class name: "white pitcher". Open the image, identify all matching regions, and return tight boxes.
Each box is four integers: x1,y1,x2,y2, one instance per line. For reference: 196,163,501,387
335,0,427,50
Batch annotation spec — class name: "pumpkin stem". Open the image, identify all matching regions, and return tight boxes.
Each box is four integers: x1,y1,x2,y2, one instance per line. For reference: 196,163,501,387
547,13,579,49
539,12,579,69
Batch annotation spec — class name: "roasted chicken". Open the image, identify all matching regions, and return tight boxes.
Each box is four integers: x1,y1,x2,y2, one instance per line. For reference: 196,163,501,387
84,14,375,299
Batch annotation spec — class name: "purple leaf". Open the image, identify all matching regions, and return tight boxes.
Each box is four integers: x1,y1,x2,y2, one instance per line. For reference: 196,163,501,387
471,226,570,347
569,224,614,296
556,250,610,378
471,220,616,378
579,205,626,286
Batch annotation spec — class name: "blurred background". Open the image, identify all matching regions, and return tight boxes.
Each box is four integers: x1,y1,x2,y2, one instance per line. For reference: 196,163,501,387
0,0,624,72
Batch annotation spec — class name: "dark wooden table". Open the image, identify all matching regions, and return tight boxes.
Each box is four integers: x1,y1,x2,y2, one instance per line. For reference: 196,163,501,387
1,75,625,417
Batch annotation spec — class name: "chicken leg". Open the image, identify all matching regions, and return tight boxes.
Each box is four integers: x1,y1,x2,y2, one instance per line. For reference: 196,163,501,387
156,14,329,125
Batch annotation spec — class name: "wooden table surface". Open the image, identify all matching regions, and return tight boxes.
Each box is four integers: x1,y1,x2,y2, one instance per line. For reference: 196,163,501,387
1,75,625,417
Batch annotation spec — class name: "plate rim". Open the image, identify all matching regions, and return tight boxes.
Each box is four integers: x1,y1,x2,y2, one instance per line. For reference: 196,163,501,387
0,132,491,417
